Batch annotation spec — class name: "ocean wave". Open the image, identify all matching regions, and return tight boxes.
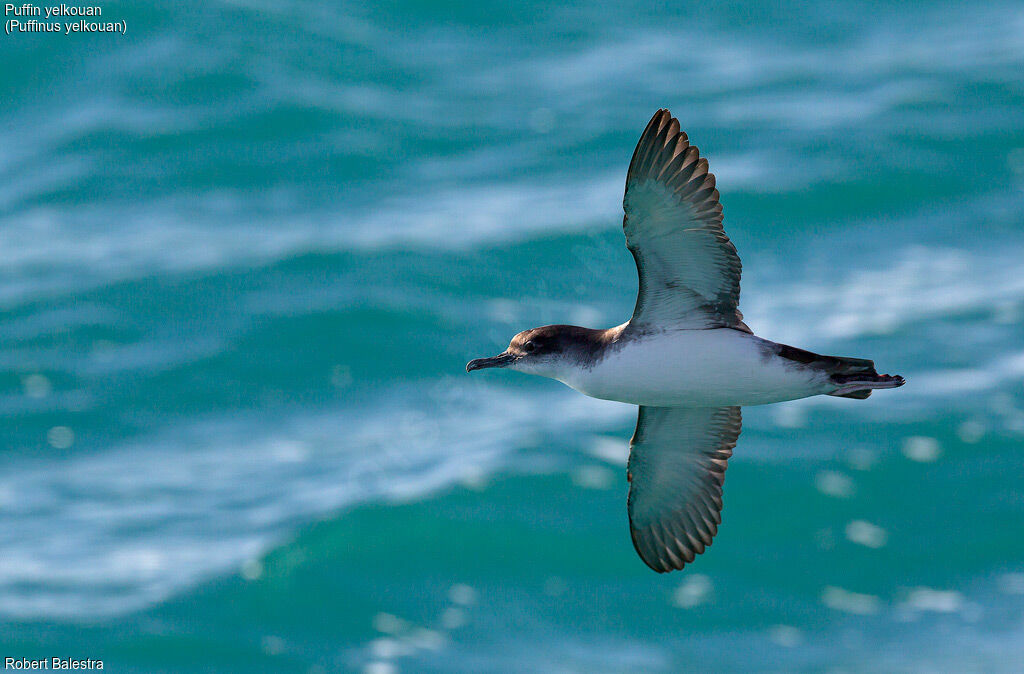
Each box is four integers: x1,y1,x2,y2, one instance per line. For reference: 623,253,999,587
0,384,631,619
744,244,1024,345
0,1,1020,305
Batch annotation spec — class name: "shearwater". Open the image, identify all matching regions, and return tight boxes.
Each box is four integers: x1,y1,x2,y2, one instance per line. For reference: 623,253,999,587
467,109,905,573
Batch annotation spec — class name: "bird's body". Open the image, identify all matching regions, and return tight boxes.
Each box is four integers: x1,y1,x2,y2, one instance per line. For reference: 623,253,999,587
560,327,827,407
467,109,905,573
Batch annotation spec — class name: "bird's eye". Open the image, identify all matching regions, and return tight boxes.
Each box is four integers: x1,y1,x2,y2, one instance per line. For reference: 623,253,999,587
523,341,536,353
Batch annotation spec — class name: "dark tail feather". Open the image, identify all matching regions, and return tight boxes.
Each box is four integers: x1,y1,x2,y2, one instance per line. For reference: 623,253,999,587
830,372,905,398
776,344,905,399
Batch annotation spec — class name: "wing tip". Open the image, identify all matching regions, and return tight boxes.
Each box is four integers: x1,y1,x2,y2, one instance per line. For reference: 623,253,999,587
632,527,686,573
631,522,715,573
625,110,723,228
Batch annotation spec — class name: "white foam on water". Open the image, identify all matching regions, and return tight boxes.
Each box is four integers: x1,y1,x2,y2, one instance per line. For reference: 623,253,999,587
0,155,764,306
467,6,1024,120
1,2,1020,306
821,586,882,615
0,385,632,620
744,245,1024,346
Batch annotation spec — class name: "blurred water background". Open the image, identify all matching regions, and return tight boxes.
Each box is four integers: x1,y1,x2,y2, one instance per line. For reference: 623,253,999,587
2,1,1024,671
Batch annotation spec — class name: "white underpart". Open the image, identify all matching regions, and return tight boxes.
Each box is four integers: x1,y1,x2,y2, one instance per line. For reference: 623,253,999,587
558,329,829,407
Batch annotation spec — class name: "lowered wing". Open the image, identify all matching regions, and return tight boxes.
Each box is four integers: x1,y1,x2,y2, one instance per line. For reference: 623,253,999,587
627,405,741,572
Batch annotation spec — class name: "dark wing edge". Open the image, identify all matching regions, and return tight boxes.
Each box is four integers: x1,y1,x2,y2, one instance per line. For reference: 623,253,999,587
623,109,749,332
626,405,741,573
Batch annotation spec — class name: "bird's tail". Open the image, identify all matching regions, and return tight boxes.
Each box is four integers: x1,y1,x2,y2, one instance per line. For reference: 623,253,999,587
776,344,905,399
829,370,905,399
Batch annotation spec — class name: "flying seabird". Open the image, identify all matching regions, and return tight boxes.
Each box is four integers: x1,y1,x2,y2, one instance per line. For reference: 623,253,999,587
467,109,905,573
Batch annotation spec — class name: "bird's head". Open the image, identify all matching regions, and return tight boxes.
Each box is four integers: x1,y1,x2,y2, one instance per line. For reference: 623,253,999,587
466,325,589,379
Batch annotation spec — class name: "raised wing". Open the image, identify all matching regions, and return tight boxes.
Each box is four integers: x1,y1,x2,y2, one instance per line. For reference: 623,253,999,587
626,406,741,572
623,109,747,331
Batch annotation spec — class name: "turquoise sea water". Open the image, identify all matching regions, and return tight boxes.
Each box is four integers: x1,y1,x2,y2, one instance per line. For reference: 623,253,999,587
2,1,1024,671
